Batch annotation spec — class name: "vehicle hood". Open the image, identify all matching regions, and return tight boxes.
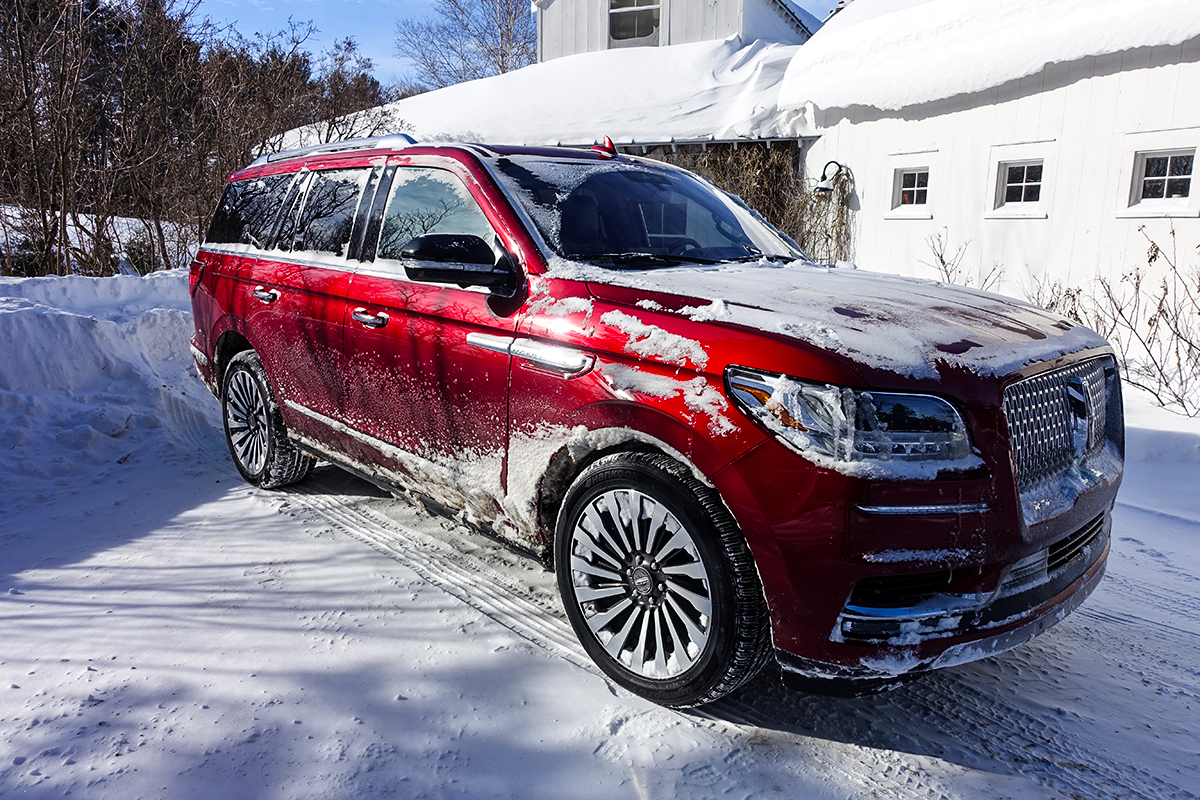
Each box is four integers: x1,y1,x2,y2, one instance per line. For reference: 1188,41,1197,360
566,258,1109,381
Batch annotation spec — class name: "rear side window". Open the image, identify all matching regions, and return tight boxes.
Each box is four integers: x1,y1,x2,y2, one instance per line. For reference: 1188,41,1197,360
275,167,372,257
204,174,293,247
375,167,495,263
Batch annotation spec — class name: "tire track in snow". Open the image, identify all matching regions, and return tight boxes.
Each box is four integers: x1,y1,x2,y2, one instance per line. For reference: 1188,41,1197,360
272,481,1034,800
285,484,594,673
275,479,1196,800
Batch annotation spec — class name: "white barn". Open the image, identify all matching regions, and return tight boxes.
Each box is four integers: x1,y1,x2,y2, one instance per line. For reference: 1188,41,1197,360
778,0,1200,291
535,0,820,63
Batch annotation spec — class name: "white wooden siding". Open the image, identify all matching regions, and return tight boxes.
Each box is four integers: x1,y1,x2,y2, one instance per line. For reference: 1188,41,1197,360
802,46,1200,294
538,0,800,62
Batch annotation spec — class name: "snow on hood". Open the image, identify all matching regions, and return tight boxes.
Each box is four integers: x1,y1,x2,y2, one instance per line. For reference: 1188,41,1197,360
281,37,812,149
779,0,1200,112
555,258,1108,380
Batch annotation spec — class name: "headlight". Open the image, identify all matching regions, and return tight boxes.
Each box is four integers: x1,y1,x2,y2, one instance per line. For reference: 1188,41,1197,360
726,367,975,472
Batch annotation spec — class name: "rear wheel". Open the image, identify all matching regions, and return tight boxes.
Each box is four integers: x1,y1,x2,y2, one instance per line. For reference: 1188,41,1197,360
555,452,771,707
221,350,313,489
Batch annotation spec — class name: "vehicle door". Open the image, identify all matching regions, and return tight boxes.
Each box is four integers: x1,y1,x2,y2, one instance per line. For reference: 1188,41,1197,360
241,162,382,449
197,172,294,353
341,158,520,526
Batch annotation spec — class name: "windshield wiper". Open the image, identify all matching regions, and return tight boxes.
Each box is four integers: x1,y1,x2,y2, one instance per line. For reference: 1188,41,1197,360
576,252,720,268
725,253,798,263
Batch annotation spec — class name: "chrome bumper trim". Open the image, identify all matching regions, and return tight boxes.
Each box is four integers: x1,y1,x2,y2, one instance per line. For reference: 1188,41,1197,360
854,502,989,516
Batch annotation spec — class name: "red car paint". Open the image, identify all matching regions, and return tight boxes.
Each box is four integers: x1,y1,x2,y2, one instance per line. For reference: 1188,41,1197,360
191,139,1122,695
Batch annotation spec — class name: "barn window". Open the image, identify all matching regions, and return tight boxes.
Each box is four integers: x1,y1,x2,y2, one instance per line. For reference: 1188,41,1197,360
1000,161,1043,204
1136,150,1193,201
894,169,929,206
610,0,660,48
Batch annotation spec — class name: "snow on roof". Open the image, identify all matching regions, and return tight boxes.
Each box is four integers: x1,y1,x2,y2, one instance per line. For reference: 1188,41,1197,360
288,37,811,149
778,0,1200,112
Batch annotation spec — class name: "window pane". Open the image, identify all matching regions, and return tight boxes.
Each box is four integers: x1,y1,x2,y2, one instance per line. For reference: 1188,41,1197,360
205,174,292,246
1144,156,1168,178
1005,184,1024,203
901,173,916,189
611,8,658,39
1025,164,1043,183
1166,178,1191,198
1007,165,1025,184
1023,184,1041,202
901,190,913,204
377,168,494,261
1170,154,1193,177
1142,178,1166,199
610,0,637,8
295,168,370,256
914,189,927,204
915,171,929,188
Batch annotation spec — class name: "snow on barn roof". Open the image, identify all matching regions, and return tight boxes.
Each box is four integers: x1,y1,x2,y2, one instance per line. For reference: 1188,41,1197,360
304,37,811,149
778,0,1200,112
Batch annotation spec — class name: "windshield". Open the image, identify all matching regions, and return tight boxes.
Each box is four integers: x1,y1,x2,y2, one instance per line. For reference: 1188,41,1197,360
487,155,805,268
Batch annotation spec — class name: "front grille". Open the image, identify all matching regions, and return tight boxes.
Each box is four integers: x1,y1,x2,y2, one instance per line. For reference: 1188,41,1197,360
1003,357,1113,490
1048,512,1105,573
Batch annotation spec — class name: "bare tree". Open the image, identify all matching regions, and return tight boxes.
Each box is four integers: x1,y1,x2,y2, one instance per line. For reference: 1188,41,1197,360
0,2,406,275
394,0,535,89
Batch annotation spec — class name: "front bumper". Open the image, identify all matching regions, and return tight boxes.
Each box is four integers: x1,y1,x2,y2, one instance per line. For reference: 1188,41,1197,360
776,510,1110,690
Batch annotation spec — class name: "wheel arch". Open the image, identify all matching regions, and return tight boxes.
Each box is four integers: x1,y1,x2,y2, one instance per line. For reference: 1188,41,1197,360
529,422,727,568
212,329,254,391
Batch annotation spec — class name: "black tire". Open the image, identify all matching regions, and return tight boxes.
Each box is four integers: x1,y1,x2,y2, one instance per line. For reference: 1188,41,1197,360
221,350,314,489
554,452,771,707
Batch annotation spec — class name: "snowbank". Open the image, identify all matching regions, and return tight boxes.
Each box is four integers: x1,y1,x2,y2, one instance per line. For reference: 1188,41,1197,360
282,37,810,148
779,0,1200,111
0,270,210,493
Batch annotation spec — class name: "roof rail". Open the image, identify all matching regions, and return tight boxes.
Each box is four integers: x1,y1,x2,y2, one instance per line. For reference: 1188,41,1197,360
249,133,418,167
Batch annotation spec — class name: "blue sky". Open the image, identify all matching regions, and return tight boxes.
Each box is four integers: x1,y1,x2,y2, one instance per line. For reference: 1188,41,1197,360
193,0,839,86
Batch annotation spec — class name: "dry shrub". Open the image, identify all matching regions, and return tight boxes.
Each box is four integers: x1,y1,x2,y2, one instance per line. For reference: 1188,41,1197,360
1025,226,1200,416
921,227,1004,291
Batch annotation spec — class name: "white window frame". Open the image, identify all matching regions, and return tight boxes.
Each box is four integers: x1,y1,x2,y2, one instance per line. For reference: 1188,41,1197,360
997,160,1044,205
984,141,1053,220
1115,128,1200,219
883,150,938,220
894,168,930,207
1130,148,1194,206
608,0,661,49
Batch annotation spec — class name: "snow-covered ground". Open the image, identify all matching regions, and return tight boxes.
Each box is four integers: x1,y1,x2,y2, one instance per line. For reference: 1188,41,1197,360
1,270,1197,799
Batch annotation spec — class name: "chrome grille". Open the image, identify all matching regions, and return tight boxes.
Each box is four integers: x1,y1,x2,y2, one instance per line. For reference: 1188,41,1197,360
1003,357,1112,490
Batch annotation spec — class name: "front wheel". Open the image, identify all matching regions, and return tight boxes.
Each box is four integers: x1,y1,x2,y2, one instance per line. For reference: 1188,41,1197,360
555,452,771,707
221,350,314,489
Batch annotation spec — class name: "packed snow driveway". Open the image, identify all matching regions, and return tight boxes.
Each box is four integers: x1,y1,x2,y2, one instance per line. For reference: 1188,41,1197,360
0,271,1196,799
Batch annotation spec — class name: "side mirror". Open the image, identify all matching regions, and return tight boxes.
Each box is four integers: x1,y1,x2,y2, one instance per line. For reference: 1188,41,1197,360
401,234,517,295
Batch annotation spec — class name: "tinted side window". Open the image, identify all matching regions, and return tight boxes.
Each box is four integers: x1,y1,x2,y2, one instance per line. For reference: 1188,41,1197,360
275,167,372,257
376,168,495,262
204,174,293,247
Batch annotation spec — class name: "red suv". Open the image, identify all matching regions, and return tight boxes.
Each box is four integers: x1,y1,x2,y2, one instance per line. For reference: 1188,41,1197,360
189,136,1123,706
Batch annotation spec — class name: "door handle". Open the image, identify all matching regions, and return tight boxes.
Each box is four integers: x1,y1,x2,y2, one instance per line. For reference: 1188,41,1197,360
352,308,389,328
252,286,280,304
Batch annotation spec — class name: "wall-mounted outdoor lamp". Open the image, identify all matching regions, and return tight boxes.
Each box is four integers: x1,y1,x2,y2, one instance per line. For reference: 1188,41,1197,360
813,160,849,197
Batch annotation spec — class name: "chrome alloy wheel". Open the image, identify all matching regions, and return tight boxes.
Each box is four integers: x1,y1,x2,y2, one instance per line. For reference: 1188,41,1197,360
568,488,714,679
224,369,271,475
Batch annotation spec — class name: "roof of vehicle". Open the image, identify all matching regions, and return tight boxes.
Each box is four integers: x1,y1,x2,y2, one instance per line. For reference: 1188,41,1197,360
229,137,636,182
